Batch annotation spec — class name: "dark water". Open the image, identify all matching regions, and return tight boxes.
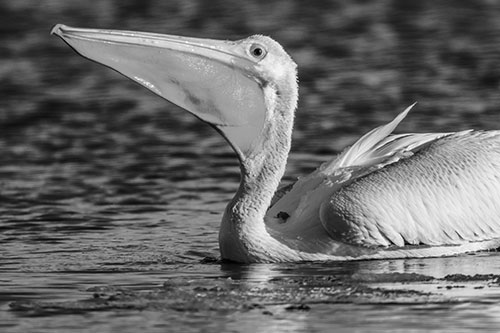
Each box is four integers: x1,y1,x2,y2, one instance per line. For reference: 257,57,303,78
2,1,500,332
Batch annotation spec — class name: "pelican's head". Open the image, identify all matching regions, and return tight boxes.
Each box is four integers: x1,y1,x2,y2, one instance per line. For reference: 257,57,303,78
51,24,298,160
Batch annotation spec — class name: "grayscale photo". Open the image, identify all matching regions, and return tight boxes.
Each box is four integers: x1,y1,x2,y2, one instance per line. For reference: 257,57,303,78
1,1,500,331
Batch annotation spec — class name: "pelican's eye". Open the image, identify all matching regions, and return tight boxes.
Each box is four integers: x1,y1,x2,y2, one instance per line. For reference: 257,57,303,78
249,43,267,60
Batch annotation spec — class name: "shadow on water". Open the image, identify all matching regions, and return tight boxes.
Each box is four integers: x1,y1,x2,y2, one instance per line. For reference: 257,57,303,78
2,0,500,332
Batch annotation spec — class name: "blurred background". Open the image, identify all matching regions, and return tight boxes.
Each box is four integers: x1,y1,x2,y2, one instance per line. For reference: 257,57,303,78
2,0,500,244
2,0,500,151
2,0,500,239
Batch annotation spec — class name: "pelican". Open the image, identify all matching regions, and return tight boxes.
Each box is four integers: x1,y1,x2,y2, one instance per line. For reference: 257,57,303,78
51,24,500,263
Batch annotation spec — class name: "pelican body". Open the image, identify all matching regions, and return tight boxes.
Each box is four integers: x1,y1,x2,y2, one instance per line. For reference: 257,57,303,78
51,24,500,263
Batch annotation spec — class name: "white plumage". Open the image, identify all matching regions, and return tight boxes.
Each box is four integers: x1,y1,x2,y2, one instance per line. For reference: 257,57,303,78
52,24,500,263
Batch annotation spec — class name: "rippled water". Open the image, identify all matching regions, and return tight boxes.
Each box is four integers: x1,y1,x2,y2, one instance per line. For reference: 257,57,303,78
2,1,500,332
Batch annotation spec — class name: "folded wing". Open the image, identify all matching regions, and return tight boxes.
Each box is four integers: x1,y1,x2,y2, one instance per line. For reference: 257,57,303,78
320,130,500,247
267,105,500,251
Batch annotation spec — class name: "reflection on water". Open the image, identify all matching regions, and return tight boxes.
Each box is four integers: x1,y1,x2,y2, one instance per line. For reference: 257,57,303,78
2,0,500,332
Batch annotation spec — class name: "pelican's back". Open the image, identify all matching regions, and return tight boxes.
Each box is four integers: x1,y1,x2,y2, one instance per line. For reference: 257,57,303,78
321,131,500,248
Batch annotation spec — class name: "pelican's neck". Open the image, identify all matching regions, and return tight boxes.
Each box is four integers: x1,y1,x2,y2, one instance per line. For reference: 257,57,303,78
219,84,297,262
237,115,293,217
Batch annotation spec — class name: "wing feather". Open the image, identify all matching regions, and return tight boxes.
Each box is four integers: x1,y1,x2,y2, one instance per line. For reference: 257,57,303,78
268,105,500,252
326,103,416,170
320,130,500,247
268,105,450,220
267,105,457,245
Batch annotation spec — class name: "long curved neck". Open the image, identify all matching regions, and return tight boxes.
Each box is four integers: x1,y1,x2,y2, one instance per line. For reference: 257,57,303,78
237,116,293,220
219,84,297,262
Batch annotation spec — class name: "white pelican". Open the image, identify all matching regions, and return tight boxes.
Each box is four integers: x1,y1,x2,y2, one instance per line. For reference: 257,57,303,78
51,24,500,263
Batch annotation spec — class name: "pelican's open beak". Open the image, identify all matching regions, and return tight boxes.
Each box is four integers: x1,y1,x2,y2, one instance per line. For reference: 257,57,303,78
51,24,267,159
